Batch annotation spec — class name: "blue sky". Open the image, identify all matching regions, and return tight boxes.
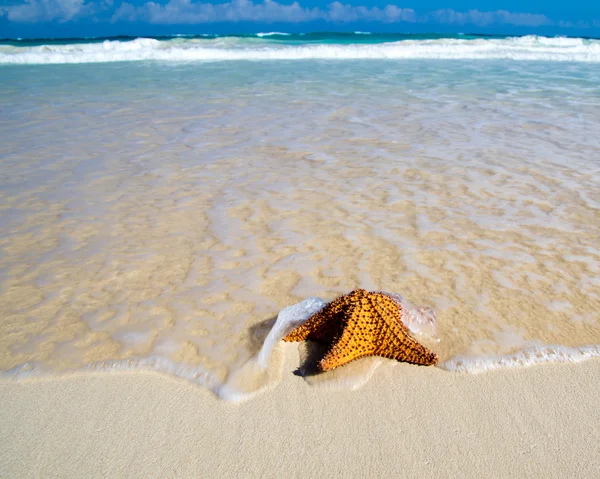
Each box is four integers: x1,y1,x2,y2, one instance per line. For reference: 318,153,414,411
1,0,599,39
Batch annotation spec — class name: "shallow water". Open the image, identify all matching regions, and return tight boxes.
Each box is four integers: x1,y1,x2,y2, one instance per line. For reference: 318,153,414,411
1,54,599,397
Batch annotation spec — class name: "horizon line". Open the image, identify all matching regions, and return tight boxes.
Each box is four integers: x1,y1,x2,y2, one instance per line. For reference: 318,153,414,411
2,30,600,42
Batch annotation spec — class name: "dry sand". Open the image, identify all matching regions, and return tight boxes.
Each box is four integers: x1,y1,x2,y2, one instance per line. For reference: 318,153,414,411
1,345,599,478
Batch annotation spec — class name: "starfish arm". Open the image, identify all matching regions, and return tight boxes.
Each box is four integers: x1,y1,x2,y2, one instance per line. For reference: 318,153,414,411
283,289,367,343
282,301,340,343
320,342,371,372
375,332,439,365
318,303,375,371
370,293,438,365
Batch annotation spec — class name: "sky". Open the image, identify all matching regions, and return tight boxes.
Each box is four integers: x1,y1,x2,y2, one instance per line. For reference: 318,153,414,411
1,0,599,39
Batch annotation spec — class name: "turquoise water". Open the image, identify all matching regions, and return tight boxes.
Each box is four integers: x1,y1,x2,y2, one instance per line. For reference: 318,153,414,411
0,32,531,46
1,36,600,399
2,31,599,45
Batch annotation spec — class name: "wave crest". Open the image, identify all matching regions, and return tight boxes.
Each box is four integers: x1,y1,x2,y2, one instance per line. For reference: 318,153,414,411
1,35,600,64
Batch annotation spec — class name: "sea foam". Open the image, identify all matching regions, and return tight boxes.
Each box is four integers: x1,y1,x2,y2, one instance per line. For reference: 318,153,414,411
1,35,600,64
439,345,600,373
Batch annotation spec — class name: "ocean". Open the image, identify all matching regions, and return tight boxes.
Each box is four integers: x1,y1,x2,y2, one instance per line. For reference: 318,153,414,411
1,32,599,399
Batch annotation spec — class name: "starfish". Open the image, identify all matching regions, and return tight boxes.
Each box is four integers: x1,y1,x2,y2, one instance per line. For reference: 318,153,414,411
283,289,438,371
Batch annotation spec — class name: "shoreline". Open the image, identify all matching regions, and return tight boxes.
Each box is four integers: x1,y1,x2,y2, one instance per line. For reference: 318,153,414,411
2,346,599,478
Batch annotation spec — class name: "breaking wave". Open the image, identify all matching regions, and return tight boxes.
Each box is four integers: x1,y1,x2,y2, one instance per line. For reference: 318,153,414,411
1,35,600,64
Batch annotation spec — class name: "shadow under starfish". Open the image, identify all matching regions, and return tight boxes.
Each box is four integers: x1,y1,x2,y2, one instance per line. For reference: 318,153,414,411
292,342,331,377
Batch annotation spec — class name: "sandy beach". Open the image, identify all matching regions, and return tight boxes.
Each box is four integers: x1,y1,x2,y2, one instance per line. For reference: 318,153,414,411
1,345,599,478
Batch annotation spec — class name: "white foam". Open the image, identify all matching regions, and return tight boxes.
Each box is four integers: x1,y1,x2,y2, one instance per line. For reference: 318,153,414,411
1,362,40,379
2,36,600,64
0,357,224,392
217,297,326,401
86,357,223,390
439,344,600,374
256,32,290,37
383,292,440,342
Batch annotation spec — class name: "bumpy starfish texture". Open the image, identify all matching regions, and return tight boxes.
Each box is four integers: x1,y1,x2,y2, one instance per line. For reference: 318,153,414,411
283,289,438,371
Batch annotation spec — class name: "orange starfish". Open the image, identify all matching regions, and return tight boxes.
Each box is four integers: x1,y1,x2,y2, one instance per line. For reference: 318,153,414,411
283,289,438,371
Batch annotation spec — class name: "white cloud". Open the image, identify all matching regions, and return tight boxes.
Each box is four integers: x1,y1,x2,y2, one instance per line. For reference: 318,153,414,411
0,0,93,23
111,0,415,24
325,2,416,23
558,19,593,29
111,0,316,23
427,9,552,27
110,1,550,26
1,0,592,30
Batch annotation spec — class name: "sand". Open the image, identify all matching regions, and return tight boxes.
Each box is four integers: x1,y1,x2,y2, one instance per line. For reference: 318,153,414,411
1,345,599,478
